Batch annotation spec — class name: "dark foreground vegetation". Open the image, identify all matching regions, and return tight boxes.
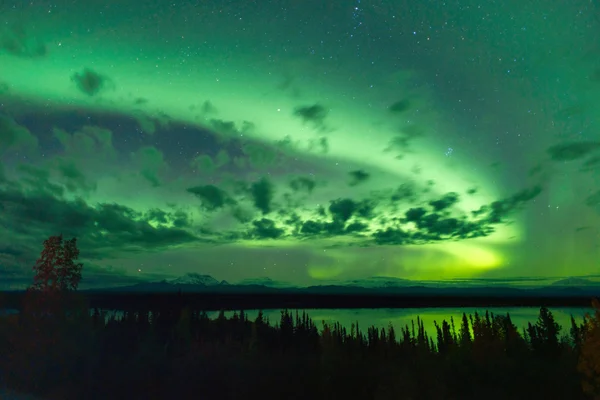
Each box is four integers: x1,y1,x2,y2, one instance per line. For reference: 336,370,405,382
0,235,599,399
1,294,600,400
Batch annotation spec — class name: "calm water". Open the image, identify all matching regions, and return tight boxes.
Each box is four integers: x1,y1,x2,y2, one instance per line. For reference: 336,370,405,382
1,307,593,336
207,307,593,336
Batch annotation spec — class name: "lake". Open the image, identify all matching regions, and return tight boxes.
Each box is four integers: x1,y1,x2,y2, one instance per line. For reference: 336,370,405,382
206,307,593,336
1,306,593,336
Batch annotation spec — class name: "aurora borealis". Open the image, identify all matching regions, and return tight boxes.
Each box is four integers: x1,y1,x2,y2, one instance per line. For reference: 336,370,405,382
0,0,598,289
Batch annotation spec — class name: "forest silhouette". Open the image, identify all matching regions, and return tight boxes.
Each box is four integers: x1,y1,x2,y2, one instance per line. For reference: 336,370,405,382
0,235,599,399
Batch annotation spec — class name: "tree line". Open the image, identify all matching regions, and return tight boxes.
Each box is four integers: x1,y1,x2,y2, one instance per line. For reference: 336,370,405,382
0,235,598,400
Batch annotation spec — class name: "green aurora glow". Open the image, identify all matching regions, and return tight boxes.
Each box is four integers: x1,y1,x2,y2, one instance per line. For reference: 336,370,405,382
0,0,598,288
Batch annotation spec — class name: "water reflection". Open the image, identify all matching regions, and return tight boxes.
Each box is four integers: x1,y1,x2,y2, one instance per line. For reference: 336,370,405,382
4,306,589,335
207,307,592,335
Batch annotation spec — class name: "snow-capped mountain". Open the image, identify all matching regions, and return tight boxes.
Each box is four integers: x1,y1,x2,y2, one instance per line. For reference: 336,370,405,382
342,276,423,288
550,277,599,287
237,277,295,288
168,273,228,286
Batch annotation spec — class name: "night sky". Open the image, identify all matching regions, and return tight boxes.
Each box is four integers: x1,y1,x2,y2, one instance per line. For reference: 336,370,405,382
0,0,599,289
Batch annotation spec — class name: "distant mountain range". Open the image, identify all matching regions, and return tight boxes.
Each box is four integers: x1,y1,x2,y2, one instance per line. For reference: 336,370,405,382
168,273,229,286
82,273,600,297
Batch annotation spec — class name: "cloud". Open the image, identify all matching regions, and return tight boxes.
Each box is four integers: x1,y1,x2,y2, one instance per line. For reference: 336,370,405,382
200,100,218,115
289,176,316,193
250,218,285,239
190,154,216,173
0,24,46,58
54,126,117,161
287,184,541,246
329,198,359,223
131,146,168,187
207,118,254,139
429,192,460,212
348,170,370,186
71,68,110,96
391,183,418,203
581,155,600,172
388,99,411,113
250,178,274,214
0,81,9,94
547,141,600,161
54,159,97,194
0,114,39,155
308,136,329,154
186,185,236,211
0,177,202,260
474,185,543,223
17,164,65,197
384,125,424,159
293,103,329,129
585,190,600,213
242,143,278,169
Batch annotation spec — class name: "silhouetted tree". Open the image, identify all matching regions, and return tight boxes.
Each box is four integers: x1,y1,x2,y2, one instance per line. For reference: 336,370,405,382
579,299,600,399
30,234,83,293
528,306,561,358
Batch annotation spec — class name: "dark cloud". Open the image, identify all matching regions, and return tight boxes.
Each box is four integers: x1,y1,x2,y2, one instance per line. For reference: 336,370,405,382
345,221,369,233
189,100,218,116
0,180,201,259
145,208,170,224
242,143,278,169
0,114,39,154
475,185,543,223
308,136,329,154
585,190,600,213
0,82,9,94
329,198,358,223
191,155,216,173
348,170,370,186
384,125,424,158
231,206,254,223
18,164,65,197
131,146,168,187
0,243,28,258
528,164,544,177
391,183,418,203
71,68,110,97
388,99,411,113
287,184,541,246
54,126,116,160
186,185,236,211
0,24,47,58
55,159,96,194
250,218,284,239
372,227,410,245
547,141,600,162
581,155,600,172
208,118,238,135
133,97,148,105
399,204,492,243
250,178,274,214
293,104,328,128
190,150,230,173
429,192,460,212
289,176,316,193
